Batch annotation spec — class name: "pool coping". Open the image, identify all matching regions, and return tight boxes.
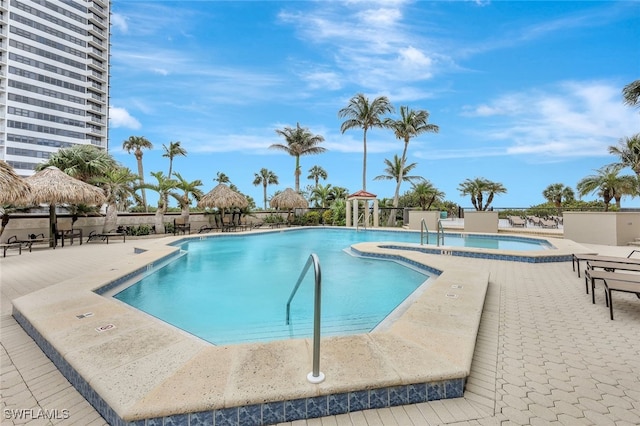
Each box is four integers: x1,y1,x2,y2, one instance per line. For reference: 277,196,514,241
11,228,593,425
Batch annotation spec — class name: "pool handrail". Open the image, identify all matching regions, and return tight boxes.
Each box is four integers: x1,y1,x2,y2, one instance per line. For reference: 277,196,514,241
356,213,366,231
420,218,429,245
437,219,445,246
286,253,325,383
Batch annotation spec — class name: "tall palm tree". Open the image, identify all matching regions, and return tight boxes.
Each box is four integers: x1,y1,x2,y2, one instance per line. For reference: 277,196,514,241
161,141,187,210
411,180,445,211
173,172,204,221
577,164,636,211
270,123,326,192
384,106,439,212
122,136,153,211
307,165,328,188
94,167,140,232
338,93,394,191
608,133,640,176
253,168,279,210
39,144,116,183
139,171,180,233
542,183,575,211
458,177,507,211
623,79,640,108
310,183,333,208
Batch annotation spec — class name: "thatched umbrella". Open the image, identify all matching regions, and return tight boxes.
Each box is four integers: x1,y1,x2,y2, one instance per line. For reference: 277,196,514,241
0,160,31,205
270,188,308,222
198,184,248,225
26,166,106,247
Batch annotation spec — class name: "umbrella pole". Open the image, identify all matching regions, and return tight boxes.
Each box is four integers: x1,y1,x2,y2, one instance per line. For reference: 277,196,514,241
49,204,57,248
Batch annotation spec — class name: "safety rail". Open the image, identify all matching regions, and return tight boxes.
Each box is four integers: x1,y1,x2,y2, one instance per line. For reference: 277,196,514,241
420,218,429,245
356,213,367,231
437,220,445,246
286,253,325,383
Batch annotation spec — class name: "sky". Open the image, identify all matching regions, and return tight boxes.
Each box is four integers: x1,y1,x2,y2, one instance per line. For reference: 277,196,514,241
107,0,640,210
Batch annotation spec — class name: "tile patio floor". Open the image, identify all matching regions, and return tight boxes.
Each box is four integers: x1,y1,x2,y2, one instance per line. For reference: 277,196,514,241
1,234,639,425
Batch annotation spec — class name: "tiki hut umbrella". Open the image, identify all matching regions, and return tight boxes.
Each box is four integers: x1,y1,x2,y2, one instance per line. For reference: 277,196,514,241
198,183,249,225
26,166,106,247
0,160,32,205
270,187,308,221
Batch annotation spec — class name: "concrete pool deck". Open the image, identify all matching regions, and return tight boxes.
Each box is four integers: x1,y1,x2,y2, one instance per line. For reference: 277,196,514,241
2,228,640,425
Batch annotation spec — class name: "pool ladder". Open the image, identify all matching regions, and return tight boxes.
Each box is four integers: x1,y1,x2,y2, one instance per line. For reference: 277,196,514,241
420,218,445,246
286,253,325,383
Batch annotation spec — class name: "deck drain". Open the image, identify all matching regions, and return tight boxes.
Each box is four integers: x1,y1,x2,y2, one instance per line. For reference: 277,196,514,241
95,324,116,332
446,293,459,299
451,284,463,289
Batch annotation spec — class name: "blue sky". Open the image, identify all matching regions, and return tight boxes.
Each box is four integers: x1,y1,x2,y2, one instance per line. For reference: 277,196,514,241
107,0,640,209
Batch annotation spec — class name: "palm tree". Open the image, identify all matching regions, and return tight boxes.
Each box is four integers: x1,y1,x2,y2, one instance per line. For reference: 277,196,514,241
214,171,231,184
94,167,140,232
39,144,116,183
411,180,445,211
122,136,153,211
329,186,349,203
139,171,180,233
270,123,326,192
577,164,636,211
162,141,187,178
623,79,640,108
173,172,204,221
384,106,438,210
542,183,575,211
253,168,279,210
608,133,640,176
338,94,394,191
310,183,333,208
458,177,507,211
307,165,328,188
374,155,422,184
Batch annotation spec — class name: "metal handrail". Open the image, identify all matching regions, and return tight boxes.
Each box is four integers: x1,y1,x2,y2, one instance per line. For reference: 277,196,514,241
420,218,429,245
286,253,325,383
437,219,445,246
356,213,366,231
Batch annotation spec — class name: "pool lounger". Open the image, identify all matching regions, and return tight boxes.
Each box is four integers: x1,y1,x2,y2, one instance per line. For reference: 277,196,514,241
572,252,640,277
86,231,126,244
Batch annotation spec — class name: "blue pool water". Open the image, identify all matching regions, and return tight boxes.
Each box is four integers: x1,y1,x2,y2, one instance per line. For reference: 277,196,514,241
114,229,551,345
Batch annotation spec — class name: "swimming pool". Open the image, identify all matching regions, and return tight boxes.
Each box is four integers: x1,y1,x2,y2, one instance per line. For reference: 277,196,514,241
113,228,552,345
114,229,432,345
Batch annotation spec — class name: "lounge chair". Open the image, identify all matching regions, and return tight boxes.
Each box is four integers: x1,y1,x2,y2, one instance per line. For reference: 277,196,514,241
1,239,22,257
583,269,640,319
55,218,82,247
584,261,640,300
540,219,558,229
572,251,640,277
508,216,526,227
86,230,126,244
8,234,48,252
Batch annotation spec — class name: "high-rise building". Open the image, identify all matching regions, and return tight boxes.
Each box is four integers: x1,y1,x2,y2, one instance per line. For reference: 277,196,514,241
0,0,110,176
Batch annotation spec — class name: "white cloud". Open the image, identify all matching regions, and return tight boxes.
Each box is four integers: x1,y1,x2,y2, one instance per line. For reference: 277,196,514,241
109,107,141,129
110,13,128,33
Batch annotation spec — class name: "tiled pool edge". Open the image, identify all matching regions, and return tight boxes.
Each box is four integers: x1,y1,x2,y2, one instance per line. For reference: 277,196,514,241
12,307,464,425
377,244,573,263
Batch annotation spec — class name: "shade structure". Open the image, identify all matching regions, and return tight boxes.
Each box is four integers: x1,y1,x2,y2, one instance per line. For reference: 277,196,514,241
0,160,31,205
25,166,106,247
270,188,308,209
198,183,248,209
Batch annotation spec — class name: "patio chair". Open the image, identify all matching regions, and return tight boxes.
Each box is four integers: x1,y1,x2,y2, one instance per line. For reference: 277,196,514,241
55,218,82,247
174,217,191,235
583,268,640,319
1,238,23,257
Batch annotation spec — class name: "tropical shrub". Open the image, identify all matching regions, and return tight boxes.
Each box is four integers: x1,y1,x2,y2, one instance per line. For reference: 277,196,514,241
322,209,333,225
304,211,321,225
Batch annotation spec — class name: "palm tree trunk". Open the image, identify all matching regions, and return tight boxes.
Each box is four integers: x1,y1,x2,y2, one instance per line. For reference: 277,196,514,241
294,156,301,192
263,183,268,210
136,154,148,213
103,202,118,233
362,128,368,191
388,140,410,226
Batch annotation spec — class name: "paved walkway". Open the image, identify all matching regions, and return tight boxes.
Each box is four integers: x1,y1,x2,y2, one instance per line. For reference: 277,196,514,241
1,236,639,425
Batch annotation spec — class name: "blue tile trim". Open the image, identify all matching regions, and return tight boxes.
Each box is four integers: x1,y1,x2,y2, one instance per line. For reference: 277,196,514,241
10,311,470,426
375,244,571,264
